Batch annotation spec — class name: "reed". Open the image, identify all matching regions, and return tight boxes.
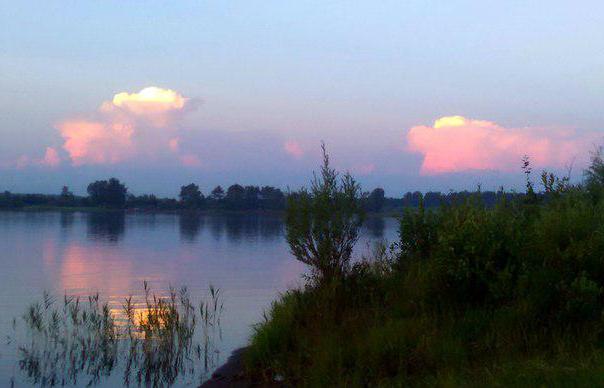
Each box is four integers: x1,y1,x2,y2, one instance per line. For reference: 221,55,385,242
15,282,223,386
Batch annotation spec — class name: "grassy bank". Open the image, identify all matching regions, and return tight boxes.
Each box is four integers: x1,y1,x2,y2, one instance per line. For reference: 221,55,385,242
243,151,604,386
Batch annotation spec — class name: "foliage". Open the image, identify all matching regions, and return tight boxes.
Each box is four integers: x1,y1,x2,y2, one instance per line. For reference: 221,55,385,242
210,185,225,201
364,187,386,212
14,284,223,386
585,146,604,202
246,155,604,386
87,178,128,208
2,179,526,213
225,184,246,210
179,183,204,209
57,186,75,206
286,143,365,282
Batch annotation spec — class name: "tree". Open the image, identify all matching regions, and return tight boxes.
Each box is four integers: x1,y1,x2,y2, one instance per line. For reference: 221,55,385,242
402,191,422,208
226,184,245,210
423,191,442,208
585,146,604,202
366,188,385,212
58,186,75,206
286,143,365,283
179,183,203,209
210,186,225,201
0,191,23,208
87,178,127,208
244,185,260,209
260,186,286,210
127,194,159,209
60,186,73,198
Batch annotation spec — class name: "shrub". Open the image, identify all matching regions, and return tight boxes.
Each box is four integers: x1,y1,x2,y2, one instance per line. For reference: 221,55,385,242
246,153,604,386
286,143,365,283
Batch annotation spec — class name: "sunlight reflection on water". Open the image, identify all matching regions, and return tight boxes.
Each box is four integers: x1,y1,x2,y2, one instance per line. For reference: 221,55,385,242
0,211,397,386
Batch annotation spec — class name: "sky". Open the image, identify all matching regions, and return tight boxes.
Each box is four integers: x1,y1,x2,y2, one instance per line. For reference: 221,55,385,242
1,1,603,196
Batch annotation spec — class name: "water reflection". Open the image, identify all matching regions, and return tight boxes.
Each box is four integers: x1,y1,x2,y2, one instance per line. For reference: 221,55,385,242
364,217,386,238
223,214,283,243
0,211,396,386
208,216,224,241
179,213,204,242
15,285,223,387
179,213,284,244
258,215,284,241
59,211,74,230
87,212,126,242
59,244,135,295
224,215,244,242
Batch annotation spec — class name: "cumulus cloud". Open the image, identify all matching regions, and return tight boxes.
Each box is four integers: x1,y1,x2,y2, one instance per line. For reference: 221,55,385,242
284,140,304,158
56,87,198,166
407,116,599,175
4,147,62,169
107,87,188,127
41,147,61,167
59,120,134,165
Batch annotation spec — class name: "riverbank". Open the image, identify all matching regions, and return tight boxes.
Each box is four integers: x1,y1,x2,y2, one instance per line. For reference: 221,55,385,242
242,178,604,385
201,347,291,388
244,278,604,386
200,348,248,387
199,348,283,388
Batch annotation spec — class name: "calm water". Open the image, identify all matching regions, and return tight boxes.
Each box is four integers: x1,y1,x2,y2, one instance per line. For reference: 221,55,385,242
0,211,398,386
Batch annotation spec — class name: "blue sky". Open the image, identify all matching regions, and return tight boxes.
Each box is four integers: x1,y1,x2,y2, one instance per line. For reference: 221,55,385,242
1,1,603,196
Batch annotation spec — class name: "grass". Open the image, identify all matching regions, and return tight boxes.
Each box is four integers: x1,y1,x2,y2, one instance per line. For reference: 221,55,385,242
13,282,223,386
246,255,604,386
244,156,604,386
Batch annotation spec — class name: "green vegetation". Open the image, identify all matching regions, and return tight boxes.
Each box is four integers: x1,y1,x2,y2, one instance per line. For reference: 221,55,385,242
87,177,128,208
13,283,223,386
286,143,365,282
1,177,526,213
0,180,288,212
245,149,604,386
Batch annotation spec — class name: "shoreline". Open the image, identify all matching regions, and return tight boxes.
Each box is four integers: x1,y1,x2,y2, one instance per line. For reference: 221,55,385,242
0,207,287,215
200,347,281,388
0,206,401,218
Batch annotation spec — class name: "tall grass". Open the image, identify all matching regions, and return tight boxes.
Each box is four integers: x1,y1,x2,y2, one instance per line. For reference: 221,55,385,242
14,283,223,386
245,155,604,386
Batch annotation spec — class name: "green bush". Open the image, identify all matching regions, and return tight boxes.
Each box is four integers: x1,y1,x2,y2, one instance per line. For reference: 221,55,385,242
246,156,604,386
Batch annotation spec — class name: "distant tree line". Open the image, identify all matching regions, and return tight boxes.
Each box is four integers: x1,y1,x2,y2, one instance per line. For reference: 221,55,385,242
382,189,525,210
0,177,528,212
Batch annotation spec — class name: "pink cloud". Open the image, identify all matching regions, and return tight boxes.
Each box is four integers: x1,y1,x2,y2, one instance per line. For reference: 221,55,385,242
180,154,202,167
41,147,61,167
6,147,62,169
55,87,195,166
15,155,30,169
168,137,180,152
407,116,599,175
59,120,134,165
284,140,304,158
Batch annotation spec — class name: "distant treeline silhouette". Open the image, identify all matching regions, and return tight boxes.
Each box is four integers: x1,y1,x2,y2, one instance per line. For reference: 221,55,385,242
0,178,527,212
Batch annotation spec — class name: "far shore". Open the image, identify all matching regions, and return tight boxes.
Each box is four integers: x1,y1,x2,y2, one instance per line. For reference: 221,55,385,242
0,206,402,217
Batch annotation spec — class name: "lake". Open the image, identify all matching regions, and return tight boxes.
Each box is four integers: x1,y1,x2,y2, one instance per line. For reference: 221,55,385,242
0,211,398,386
